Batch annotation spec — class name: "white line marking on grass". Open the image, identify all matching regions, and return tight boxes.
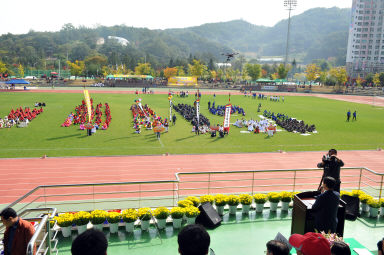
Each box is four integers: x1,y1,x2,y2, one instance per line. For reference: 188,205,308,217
159,139,164,147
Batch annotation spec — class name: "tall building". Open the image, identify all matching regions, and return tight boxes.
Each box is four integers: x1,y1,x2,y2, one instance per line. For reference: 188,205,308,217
346,0,384,79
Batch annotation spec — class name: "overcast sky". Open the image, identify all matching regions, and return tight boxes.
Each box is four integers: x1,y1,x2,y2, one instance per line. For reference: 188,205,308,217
1,0,352,35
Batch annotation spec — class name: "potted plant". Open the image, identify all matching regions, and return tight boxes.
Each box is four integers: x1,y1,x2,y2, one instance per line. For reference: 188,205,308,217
107,211,121,233
178,200,194,208
122,209,138,232
200,195,215,205
351,189,365,198
184,206,200,224
267,192,281,212
380,199,384,216
186,196,200,207
90,210,107,231
368,198,380,217
170,207,184,229
138,207,153,231
227,195,240,215
55,213,74,237
253,194,268,213
73,211,91,234
239,194,253,214
214,194,228,215
153,207,170,229
279,191,293,211
359,194,372,212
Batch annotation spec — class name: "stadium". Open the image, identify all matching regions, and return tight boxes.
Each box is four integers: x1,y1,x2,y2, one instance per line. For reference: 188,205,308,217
1,85,384,254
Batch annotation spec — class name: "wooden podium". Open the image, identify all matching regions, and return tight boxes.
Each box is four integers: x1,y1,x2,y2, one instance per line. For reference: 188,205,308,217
291,191,346,236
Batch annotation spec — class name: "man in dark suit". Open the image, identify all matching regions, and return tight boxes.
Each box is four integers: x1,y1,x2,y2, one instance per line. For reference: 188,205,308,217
312,176,340,233
317,149,344,192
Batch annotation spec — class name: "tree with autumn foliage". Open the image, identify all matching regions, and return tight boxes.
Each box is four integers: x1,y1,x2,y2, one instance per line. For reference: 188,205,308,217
163,67,178,79
305,64,321,82
188,59,206,78
134,63,152,75
329,67,348,90
18,64,24,78
67,60,85,78
277,64,290,79
373,73,380,86
244,63,261,81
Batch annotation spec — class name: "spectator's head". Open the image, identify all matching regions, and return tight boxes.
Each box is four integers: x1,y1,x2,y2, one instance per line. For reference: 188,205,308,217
71,229,108,255
331,241,351,255
329,149,337,156
266,240,290,255
178,224,210,255
289,232,331,255
323,176,337,191
0,207,18,227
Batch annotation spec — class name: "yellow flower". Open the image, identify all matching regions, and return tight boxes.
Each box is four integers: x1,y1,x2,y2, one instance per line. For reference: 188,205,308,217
186,196,200,207
170,207,185,219
227,195,240,206
107,212,121,224
185,206,200,218
368,198,380,208
239,194,253,205
359,194,373,204
200,195,214,204
253,194,268,204
138,207,153,221
55,213,74,227
267,192,281,203
214,194,228,206
73,211,91,226
121,209,138,223
279,191,293,202
90,210,107,225
153,207,170,220
178,200,194,208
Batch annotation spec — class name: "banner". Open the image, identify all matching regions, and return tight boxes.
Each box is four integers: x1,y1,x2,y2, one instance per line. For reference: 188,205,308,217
83,89,92,122
223,104,232,130
169,96,173,122
196,99,200,125
168,76,198,86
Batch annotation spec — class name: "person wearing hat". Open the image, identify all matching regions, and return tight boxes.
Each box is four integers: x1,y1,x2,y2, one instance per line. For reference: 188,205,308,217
312,176,340,234
289,232,331,255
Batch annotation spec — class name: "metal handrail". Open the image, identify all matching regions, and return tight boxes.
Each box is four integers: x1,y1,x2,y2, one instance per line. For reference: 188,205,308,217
2,167,383,215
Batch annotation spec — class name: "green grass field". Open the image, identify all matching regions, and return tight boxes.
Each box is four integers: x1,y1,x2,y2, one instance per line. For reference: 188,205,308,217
0,91,383,158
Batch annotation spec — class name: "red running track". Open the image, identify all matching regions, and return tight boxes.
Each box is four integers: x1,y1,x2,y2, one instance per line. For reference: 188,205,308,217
0,150,383,204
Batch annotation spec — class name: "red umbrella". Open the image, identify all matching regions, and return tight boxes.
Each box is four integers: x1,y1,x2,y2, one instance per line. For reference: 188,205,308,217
51,72,58,75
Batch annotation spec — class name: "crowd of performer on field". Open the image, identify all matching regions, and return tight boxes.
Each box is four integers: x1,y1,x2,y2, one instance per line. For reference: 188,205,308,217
61,99,112,130
263,110,316,134
131,103,168,136
0,106,44,128
233,118,276,134
173,103,211,135
208,101,245,117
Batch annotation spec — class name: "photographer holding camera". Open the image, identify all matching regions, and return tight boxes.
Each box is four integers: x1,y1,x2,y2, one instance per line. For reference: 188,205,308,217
317,149,344,192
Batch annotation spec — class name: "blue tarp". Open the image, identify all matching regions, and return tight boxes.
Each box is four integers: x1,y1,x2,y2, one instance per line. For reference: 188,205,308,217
5,79,30,84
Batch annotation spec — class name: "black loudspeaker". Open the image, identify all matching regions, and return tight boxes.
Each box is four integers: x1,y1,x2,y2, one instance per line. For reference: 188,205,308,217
341,195,360,221
196,202,222,229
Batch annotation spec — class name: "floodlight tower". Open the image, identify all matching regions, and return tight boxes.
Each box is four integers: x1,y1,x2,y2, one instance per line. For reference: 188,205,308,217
284,0,297,67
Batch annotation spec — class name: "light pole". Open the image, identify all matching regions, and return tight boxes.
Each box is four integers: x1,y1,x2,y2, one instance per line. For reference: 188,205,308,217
284,0,297,67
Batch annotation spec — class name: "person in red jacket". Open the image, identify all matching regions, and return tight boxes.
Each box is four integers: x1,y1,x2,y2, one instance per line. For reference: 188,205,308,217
1,207,35,255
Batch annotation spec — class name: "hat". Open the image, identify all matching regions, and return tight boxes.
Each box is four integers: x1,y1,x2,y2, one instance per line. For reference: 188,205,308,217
289,232,330,255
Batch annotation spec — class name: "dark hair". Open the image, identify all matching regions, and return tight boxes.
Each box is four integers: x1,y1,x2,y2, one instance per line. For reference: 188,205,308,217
266,240,290,255
329,149,337,155
324,176,337,190
178,224,210,255
71,229,108,255
331,241,351,255
0,208,17,220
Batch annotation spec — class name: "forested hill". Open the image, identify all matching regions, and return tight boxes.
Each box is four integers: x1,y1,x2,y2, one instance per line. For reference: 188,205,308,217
171,7,351,65
0,7,350,69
